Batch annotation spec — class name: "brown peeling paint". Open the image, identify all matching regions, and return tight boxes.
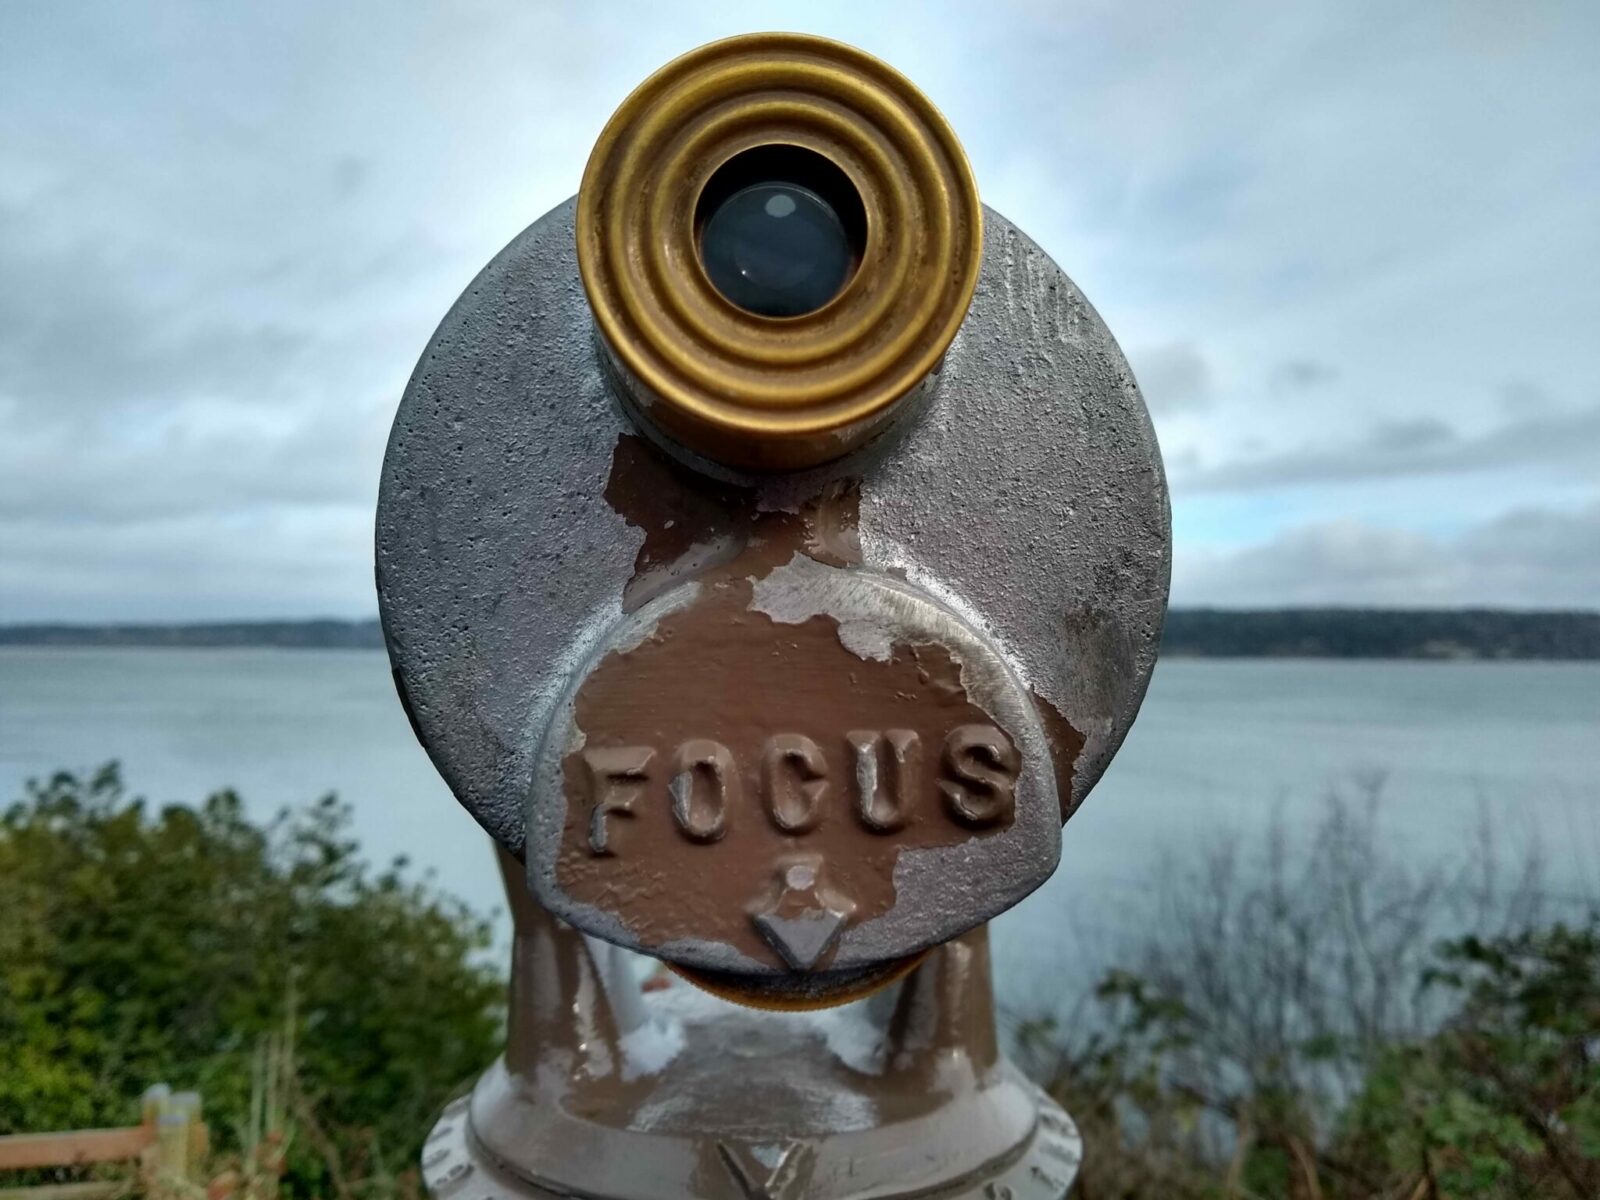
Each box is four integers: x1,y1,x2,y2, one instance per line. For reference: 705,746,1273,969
602,435,863,612
1029,691,1086,824
558,437,1018,970
603,435,757,613
556,573,1016,970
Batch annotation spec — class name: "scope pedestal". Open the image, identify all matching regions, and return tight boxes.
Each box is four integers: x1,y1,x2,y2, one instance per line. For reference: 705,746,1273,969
419,852,1081,1200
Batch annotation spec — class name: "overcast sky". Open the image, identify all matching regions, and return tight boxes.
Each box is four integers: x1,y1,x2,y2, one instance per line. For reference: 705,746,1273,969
2,1,1597,621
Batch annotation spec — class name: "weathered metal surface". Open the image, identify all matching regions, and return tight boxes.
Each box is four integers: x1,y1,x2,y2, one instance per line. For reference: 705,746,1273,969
378,192,1168,977
376,198,1168,854
528,557,1060,979
419,852,1082,1200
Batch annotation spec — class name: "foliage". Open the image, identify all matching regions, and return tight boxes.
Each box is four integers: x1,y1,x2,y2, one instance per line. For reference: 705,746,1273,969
1341,922,1600,1196
5,765,1594,1199
1015,784,1599,1198
0,765,504,1199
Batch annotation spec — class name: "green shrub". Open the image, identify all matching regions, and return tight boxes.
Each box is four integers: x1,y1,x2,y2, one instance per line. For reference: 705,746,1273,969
1015,788,1599,1198
0,765,504,1199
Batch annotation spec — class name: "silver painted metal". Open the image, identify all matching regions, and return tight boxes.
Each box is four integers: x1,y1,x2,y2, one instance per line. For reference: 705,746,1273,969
377,198,1170,869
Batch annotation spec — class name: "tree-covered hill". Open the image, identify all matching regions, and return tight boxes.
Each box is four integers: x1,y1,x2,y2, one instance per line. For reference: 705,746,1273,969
3,610,1598,658
1161,608,1600,659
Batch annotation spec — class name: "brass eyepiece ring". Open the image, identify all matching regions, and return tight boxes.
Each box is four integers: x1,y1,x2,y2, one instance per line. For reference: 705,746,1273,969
577,32,982,471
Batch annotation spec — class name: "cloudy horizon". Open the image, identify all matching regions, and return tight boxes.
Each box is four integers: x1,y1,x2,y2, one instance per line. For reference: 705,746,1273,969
3,1,1597,621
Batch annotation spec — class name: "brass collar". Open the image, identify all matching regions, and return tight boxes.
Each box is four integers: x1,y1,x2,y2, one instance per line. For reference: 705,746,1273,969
577,33,982,471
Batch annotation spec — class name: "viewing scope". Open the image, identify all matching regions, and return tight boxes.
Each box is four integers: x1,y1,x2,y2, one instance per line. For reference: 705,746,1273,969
377,32,1169,1200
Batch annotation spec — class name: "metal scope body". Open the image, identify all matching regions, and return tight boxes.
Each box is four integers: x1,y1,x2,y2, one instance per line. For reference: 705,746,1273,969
378,32,1169,1200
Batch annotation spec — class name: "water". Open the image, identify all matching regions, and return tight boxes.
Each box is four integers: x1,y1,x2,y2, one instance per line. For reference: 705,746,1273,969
3,649,1596,1009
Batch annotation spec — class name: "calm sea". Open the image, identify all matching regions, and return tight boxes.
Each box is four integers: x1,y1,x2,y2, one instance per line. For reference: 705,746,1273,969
3,648,1596,1006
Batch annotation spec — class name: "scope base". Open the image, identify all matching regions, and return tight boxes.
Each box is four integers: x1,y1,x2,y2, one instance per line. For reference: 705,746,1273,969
420,852,1081,1200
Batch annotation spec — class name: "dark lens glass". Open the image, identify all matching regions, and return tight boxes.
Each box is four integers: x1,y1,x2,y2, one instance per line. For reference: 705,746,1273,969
694,146,867,319
700,182,853,317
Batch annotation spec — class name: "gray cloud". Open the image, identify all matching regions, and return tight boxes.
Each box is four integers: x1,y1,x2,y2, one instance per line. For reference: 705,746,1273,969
0,398,389,524
1177,404,1600,493
0,507,373,623
1497,379,1557,416
0,191,434,426
1270,359,1340,392
1131,341,1211,413
0,1,1596,619
1176,501,1600,608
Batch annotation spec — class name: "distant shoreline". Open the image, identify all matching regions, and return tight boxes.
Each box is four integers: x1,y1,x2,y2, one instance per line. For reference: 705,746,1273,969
0,619,386,651
1,609,1597,660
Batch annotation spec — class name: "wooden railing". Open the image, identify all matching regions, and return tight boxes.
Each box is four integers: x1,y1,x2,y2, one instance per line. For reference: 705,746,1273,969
0,1086,205,1200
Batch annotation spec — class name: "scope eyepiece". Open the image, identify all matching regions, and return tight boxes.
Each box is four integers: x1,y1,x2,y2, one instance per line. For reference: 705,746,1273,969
576,33,982,471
